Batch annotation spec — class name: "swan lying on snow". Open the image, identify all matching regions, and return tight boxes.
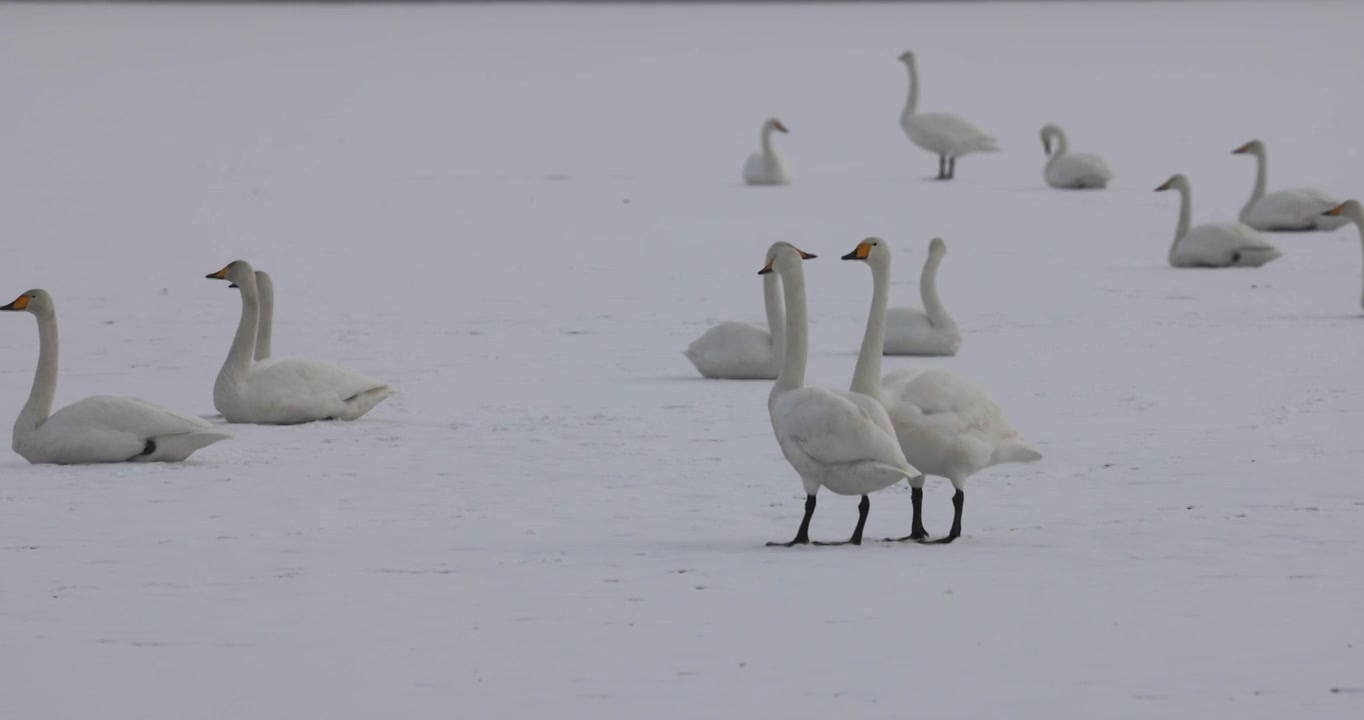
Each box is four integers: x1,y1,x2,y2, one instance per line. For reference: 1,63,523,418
742,118,792,186
898,51,998,180
1234,139,1345,232
684,242,787,379
1,289,231,464
877,237,960,356
1040,124,1113,189
761,243,918,547
207,260,393,424
1322,200,1364,311
1155,174,1282,268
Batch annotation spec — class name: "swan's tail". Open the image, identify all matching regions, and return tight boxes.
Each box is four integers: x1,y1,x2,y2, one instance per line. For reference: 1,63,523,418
992,441,1041,465
339,385,394,421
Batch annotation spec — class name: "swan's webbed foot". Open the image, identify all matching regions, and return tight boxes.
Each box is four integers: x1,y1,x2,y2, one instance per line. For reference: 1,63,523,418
919,489,964,545
767,537,810,548
767,494,816,548
813,495,869,546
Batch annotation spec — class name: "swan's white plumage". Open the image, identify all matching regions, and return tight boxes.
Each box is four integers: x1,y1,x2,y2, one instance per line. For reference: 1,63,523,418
1157,174,1282,268
684,242,785,379
880,238,960,356
1234,140,1347,232
742,118,792,186
1041,124,1113,190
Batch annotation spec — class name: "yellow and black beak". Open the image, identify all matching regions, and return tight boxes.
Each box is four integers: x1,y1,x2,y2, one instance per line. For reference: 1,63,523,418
1041,137,1051,155
1323,204,1346,217
758,248,816,274
206,266,230,280
1,294,31,311
758,258,775,275
1154,180,1172,192
774,121,789,134
841,242,873,261
1232,143,1252,155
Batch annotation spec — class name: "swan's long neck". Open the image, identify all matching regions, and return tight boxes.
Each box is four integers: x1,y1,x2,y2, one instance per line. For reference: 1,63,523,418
1170,181,1192,260
761,124,777,158
14,311,59,443
762,272,786,374
850,259,890,398
772,264,808,400
901,62,920,123
920,252,957,332
255,275,273,362
1240,149,1268,222
219,277,260,390
1050,128,1069,156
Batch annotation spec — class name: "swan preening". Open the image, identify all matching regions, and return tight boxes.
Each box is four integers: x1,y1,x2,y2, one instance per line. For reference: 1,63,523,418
1323,200,1364,310
898,51,999,180
743,118,792,186
684,243,785,379
1234,140,1346,232
1,289,231,464
207,260,393,424
1155,174,1282,268
761,243,919,547
844,237,1040,543
873,237,961,356
1040,124,1113,189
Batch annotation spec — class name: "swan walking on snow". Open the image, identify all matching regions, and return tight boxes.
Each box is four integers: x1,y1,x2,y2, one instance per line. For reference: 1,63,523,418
898,51,998,180
1233,140,1346,232
742,118,792,186
762,243,918,547
206,260,393,424
1040,124,1113,189
1,289,231,464
843,237,1040,544
1155,174,1282,268
1322,200,1364,311
684,242,786,379
881,237,960,356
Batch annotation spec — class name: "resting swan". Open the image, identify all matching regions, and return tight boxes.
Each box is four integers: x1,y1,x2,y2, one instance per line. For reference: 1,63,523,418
742,118,792,186
252,270,273,361
1233,140,1346,232
1322,200,1364,311
206,260,393,424
898,50,998,180
684,242,785,379
1,289,231,464
762,243,918,547
1155,174,1282,268
1040,124,1113,189
843,238,1041,544
881,237,960,356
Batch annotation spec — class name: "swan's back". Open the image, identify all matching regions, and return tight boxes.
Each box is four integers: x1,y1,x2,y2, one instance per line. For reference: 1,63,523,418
743,152,791,186
1245,188,1347,231
883,306,961,356
1045,152,1113,189
685,321,777,379
22,395,230,464
1174,223,1282,268
232,358,392,424
903,112,998,157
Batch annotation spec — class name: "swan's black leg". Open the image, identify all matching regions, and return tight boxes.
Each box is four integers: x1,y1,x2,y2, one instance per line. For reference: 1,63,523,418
132,439,157,460
885,486,930,542
923,489,964,544
814,495,870,546
936,155,950,180
768,494,816,547
947,156,957,179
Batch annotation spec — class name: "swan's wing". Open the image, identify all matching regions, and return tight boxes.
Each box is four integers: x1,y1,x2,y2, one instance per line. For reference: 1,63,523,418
35,396,225,461
885,306,933,331
685,321,776,378
882,368,1020,444
246,358,390,419
772,387,913,473
1048,152,1113,186
912,112,998,153
1181,223,1281,265
1250,188,1341,226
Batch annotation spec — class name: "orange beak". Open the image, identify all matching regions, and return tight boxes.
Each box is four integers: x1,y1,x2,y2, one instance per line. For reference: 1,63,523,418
1,294,31,311
206,266,230,280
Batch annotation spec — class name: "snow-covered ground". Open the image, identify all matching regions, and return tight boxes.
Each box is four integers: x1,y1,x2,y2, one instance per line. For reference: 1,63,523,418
3,1,1363,717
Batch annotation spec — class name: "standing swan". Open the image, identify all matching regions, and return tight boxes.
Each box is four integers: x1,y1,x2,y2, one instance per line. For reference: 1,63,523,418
206,260,393,424
1155,174,1282,268
882,237,961,356
1233,140,1346,232
742,118,792,186
762,243,918,547
1,289,231,464
898,51,998,180
684,242,785,379
1322,200,1364,311
842,238,1041,544
1040,124,1113,189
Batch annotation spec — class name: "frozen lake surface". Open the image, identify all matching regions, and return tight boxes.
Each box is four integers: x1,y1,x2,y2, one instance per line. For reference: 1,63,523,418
2,1,1363,717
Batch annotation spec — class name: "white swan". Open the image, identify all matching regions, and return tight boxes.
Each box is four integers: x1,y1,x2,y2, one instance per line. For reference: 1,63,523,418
206,260,393,424
684,243,785,379
1155,174,1283,268
875,237,961,356
898,50,999,180
842,237,1041,543
1,289,231,464
742,118,792,186
1322,200,1364,310
762,243,918,547
1233,140,1346,232
1040,124,1113,189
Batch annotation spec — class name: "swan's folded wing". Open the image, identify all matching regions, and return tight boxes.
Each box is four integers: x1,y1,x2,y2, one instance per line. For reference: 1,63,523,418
252,358,389,401
773,387,914,473
46,395,218,438
883,368,1019,442
914,112,998,151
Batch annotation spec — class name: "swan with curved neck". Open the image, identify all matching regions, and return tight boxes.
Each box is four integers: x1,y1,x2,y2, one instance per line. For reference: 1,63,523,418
206,260,393,424
742,118,792,186
0,289,231,464
1322,200,1364,310
1155,174,1282,268
762,243,917,547
684,243,786,379
1040,124,1112,190
1233,140,1345,231
898,50,999,180
843,237,1039,543
881,237,960,356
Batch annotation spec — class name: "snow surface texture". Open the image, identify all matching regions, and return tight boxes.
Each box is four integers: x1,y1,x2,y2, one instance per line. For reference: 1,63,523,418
3,2,1364,718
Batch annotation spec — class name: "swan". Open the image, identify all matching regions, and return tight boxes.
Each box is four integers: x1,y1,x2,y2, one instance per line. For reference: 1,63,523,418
226,269,273,360
684,243,785,379
206,260,393,424
1322,200,1364,310
1233,140,1346,232
742,118,792,186
842,237,1041,544
1155,174,1283,268
881,237,961,356
761,243,919,547
0,289,231,464
898,50,998,180
1040,124,1113,189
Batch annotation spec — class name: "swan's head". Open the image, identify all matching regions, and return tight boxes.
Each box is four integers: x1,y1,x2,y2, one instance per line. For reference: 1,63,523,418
897,50,916,65
928,237,947,257
0,289,54,318
759,242,816,275
840,237,890,266
1232,140,1265,156
1039,124,1062,155
1154,174,1187,193
764,118,789,134
1323,199,1363,223
206,260,257,289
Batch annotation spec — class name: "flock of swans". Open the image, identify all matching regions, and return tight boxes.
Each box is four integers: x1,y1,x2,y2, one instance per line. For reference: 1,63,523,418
707,49,1364,546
